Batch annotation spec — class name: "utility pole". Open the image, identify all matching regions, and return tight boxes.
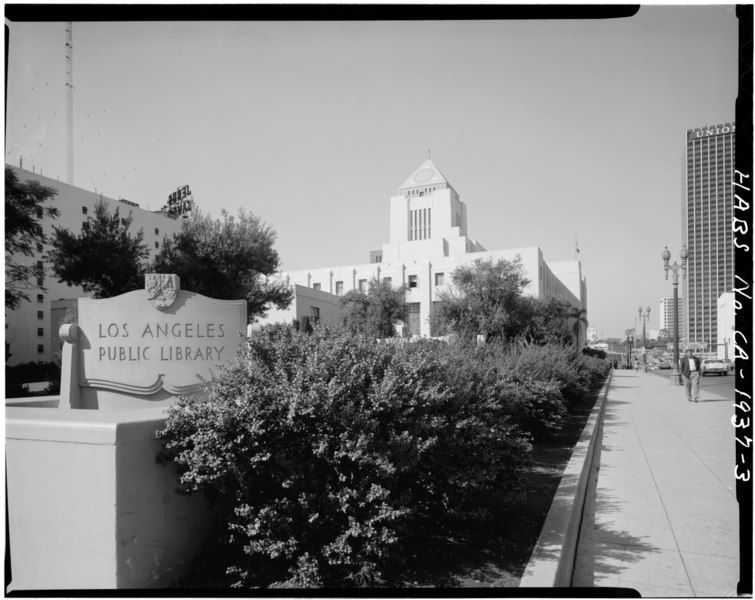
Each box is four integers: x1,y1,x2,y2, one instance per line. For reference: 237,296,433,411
65,22,74,185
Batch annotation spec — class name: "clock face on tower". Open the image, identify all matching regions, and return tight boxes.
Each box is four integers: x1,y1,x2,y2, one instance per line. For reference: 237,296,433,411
413,168,435,183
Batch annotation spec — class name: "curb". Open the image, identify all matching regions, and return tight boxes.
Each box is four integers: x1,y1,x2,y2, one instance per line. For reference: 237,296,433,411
518,368,612,588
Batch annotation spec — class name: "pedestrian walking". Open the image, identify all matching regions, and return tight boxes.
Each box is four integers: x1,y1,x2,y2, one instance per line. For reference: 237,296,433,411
634,358,640,372
680,348,701,402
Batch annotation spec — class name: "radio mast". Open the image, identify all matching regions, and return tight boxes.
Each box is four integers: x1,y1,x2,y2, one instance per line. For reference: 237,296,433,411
65,21,74,185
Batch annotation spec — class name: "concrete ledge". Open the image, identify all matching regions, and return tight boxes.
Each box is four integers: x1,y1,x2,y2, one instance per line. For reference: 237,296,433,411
519,368,612,588
6,405,212,590
6,394,60,408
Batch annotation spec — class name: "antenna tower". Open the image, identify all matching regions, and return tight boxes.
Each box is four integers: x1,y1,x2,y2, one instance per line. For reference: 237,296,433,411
65,22,74,185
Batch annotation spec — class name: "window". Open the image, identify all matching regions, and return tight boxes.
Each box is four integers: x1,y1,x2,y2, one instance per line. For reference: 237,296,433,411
155,241,159,249
37,294,44,303
37,328,44,337
37,276,44,286
310,306,320,325
408,275,418,289
383,277,392,286
335,281,344,296
36,242,43,252
82,206,88,215
407,303,421,336
121,218,128,226
313,283,321,291
37,345,44,354
358,279,368,293
37,311,44,320
36,208,43,219
434,272,445,286
155,228,160,235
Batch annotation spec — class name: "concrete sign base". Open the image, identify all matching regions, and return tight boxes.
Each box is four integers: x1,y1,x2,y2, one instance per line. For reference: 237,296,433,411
5,406,213,590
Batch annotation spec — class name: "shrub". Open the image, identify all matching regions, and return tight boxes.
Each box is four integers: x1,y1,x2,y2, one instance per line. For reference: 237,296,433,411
582,346,607,360
496,377,567,439
5,361,61,397
157,327,532,588
499,342,608,406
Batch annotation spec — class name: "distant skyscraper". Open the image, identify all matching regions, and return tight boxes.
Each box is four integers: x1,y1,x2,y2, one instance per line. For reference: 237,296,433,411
659,297,683,333
681,122,735,352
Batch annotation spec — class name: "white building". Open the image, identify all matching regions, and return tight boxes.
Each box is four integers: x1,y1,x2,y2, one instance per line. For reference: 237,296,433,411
717,292,735,360
266,158,587,340
659,296,684,333
5,165,185,365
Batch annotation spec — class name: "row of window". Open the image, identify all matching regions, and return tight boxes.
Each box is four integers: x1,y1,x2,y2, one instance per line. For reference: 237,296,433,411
82,206,162,236
407,186,440,197
409,208,432,241
313,273,446,295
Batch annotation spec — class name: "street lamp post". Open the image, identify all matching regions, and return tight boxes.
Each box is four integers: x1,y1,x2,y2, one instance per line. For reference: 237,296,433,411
625,328,635,369
638,305,651,372
662,245,689,385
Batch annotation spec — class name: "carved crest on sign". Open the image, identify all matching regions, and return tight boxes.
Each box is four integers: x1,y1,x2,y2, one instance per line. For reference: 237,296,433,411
145,274,180,310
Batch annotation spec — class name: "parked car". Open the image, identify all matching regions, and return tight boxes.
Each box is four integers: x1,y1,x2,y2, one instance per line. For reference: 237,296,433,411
701,359,728,376
723,358,734,371
658,361,672,370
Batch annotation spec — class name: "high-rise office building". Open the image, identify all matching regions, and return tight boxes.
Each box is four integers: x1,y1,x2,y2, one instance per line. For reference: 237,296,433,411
659,296,683,334
681,122,735,353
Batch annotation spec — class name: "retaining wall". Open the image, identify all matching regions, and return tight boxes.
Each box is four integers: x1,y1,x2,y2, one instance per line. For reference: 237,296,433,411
519,369,611,587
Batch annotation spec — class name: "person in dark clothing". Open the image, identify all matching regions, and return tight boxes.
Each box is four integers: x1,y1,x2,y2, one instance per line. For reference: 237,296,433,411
680,349,702,402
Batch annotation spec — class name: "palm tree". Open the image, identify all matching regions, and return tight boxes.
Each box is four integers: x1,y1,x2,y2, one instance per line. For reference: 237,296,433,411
566,306,588,348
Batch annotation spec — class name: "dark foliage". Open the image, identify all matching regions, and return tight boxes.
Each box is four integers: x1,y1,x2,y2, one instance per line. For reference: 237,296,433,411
47,199,150,298
5,361,61,397
5,167,59,310
158,327,533,587
430,258,588,348
582,346,607,360
340,278,408,338
431,257,532,342
152,209,292,322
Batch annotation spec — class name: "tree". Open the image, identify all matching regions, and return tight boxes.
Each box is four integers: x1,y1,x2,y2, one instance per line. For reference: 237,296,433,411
152,208,292,322
5,167,59,310
431,257,531,342
518,297,575,346
566,306,588,348
47,199,150,298
340,278,408,338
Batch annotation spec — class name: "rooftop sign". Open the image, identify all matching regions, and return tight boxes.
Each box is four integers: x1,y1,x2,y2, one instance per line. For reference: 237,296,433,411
688,124,736,140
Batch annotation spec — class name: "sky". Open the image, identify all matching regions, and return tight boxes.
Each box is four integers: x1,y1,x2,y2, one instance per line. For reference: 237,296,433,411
4,5,740,339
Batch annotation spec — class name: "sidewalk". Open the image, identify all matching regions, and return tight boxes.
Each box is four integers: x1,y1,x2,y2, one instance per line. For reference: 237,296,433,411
572,369,740,596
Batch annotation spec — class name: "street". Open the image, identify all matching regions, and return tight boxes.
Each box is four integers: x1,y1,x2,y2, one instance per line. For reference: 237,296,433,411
648,367,736,401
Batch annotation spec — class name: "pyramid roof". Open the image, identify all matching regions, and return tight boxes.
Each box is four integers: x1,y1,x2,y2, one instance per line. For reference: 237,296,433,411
398,158,451,191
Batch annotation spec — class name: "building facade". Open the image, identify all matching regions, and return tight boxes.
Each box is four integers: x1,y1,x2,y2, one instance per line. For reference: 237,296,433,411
681,122,736,352
268,159,587,340
716,292,735,360
5,165,185,365
659,296,684,334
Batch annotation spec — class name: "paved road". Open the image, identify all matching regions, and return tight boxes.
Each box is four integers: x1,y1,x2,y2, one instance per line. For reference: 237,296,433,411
648,367,735,401
573,368,741,596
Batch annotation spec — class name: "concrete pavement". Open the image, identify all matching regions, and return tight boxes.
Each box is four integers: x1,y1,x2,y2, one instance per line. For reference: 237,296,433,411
572,368,741,596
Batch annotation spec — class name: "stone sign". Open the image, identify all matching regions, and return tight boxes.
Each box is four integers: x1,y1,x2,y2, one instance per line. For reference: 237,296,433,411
60,274,247,409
